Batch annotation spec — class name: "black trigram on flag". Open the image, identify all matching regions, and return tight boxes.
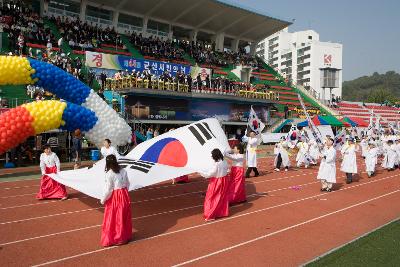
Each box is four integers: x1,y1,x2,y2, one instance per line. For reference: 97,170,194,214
118,158,155,173
188,122,216,146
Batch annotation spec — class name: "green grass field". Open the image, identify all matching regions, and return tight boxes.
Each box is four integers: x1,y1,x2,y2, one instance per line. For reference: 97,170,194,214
306,219,400,267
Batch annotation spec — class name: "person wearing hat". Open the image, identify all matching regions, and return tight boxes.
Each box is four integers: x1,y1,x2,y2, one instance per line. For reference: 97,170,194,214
274,137,290,172
317,137,336,192
365,142,379,177
340,137,358,184
382,140,397,171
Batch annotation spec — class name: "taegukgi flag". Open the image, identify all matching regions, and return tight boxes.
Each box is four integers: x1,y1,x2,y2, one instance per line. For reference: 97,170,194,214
49,118,230,199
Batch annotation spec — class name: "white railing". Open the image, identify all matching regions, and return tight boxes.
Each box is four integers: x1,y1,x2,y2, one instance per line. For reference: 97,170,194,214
294,83,339,116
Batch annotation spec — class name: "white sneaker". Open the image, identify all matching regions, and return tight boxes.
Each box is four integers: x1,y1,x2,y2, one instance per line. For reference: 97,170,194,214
285,169,288,172
274,168,280,172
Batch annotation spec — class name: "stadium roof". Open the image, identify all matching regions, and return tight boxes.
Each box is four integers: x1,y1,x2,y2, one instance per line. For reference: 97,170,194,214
90,0,292,42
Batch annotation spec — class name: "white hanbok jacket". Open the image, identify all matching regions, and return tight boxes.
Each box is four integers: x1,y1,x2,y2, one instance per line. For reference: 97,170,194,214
101,146,119,158
340,144,358,174
365,147,379,173
100,168,130,204
243,135,261,168
225,153,244,167
274,142,290,167
317,146,336,183
199,160,229,178
40,152,60,175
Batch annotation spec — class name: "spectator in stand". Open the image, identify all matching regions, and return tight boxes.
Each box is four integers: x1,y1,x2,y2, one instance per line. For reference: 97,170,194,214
100,71,107,90
114,70,122,79
146,127,153,140
17,32,24,55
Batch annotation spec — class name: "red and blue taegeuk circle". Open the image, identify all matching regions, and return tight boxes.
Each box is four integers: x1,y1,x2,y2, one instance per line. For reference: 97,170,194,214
140,138,188,167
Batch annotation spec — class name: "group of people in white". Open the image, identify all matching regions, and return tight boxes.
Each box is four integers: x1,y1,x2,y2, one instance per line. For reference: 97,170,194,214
35,124,400,247
273,126,400,192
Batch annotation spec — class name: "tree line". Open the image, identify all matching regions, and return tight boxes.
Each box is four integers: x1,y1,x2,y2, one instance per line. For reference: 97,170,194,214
342,71,400,105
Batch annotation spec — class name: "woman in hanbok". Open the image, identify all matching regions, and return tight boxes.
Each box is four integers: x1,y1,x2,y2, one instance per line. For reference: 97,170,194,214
365,142,379,177
37,145,67,200
274,137,290,171
225,144,246,204
199,149,230,222
101,139,119,158
100,155,132,247
317,137,336,192
340,138,358,184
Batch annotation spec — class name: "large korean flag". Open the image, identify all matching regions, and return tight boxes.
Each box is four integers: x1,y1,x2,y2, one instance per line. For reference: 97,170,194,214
49,119,230,199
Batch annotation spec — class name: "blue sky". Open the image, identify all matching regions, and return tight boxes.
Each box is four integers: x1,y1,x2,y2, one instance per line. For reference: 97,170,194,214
235,0,400,81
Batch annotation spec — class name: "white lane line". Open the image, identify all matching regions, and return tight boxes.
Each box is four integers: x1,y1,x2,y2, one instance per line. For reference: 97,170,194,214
0,181,319,246
0,192,36,199
172,189,400,267
0,196,90,210
29,174,400,267
0,207,103,225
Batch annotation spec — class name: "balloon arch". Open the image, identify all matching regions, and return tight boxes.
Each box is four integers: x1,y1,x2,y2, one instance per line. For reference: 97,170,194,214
0,56,131,155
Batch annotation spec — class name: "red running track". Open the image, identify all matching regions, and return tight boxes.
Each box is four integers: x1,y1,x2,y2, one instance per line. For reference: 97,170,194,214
0,156,399,267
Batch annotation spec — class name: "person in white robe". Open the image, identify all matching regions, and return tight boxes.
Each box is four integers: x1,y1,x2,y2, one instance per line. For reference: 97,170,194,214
360,136,369,159
317,137,336,192
382,140,397,171
296,141,311,168
242,131,261,177
394,139,400,168
365,142,379,177
340,138,358,184
308,139,321,164
274,137,290,171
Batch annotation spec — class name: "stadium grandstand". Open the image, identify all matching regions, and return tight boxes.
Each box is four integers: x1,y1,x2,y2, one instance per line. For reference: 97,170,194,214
333,101,400,126
3,0,395,143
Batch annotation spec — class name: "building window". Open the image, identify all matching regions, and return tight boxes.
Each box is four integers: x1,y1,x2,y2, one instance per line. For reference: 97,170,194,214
118,13,143,28
308,36,312,40
48,0,80,17
86,5,113,21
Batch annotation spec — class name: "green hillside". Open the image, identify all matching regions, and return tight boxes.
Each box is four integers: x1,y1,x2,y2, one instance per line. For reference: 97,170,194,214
342,71,400,104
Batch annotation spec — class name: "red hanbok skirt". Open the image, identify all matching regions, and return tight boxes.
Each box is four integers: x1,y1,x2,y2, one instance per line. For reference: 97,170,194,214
175,175,189,183
204,176,230,220
101,188,132,247
229,166,246,204
36,166,67,200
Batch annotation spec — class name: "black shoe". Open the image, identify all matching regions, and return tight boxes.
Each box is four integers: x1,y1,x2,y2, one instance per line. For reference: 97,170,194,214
320,188,326,192
346,180,352,184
